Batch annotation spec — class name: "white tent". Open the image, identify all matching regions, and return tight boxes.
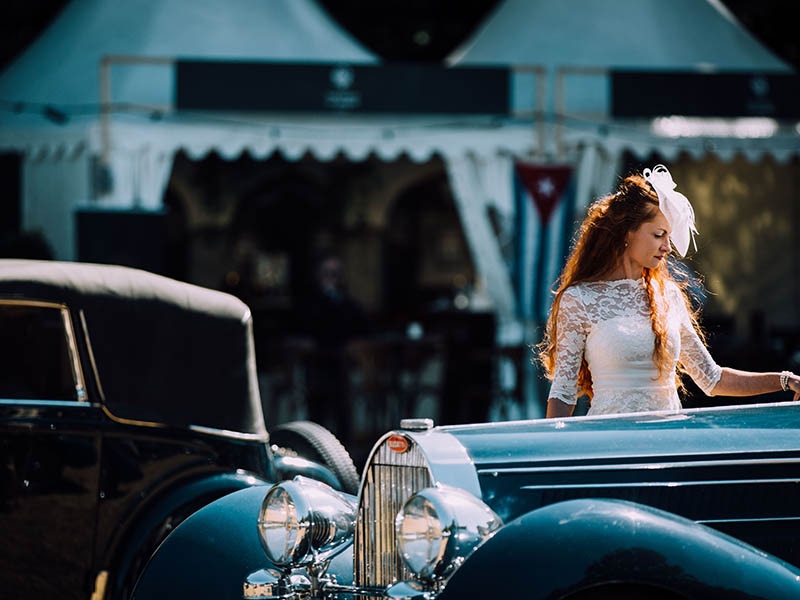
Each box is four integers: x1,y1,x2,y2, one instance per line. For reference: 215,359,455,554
451,0,791,74
0,0,382,259
449,0,799,163
0,0,527,331
2,0,798,339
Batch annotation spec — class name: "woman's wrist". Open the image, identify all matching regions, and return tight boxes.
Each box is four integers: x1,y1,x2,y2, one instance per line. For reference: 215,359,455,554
780,370,796,392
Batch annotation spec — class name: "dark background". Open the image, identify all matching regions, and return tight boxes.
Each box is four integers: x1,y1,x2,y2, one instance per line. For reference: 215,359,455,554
1,0,798,72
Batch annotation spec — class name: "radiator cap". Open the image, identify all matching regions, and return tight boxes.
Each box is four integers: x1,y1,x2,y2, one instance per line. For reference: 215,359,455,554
400,418,434,431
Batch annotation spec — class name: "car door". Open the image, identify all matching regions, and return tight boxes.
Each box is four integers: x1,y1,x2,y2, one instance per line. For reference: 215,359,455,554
0,300,102,600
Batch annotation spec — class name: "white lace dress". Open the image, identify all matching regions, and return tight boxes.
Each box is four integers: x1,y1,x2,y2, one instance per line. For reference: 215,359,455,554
548,278,722,415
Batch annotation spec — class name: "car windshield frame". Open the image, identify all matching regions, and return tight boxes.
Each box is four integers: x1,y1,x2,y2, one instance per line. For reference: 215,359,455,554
0,299,87,402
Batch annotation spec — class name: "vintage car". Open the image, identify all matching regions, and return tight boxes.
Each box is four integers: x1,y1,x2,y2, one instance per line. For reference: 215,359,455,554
132,398,800,599
0,259,358,600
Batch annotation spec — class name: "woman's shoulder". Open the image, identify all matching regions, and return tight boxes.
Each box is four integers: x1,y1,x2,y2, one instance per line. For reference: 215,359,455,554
556,284,587,312
660,277,685,298
562,282,589,301
563,282,584,295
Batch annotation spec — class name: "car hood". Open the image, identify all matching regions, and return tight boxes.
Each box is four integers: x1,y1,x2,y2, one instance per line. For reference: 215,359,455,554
442,402,800,472
434,402,800,522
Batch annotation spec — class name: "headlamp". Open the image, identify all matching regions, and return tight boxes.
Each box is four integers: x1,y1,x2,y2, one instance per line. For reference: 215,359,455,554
257,476,356,568
395,485,502,581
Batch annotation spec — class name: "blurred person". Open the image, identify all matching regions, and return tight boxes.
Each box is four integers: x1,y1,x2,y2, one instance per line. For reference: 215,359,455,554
301,254,369,349
294,252,370,443
537,165,800,418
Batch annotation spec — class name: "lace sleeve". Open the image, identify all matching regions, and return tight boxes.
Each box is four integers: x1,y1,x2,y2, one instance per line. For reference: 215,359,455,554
548,286,589,405
672,285,722,395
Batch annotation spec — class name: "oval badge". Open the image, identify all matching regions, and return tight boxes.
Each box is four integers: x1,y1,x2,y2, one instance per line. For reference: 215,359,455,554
386,434,410,454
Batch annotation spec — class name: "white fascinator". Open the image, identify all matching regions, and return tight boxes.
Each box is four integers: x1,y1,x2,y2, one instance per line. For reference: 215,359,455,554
643,164,697,257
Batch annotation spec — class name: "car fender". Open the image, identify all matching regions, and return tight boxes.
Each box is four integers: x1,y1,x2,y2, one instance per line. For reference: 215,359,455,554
131,486,269,599
131,485,356,599
440,498,800,599
107,471,272,600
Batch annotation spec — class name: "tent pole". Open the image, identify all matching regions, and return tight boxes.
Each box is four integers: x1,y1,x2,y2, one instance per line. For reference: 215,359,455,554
534,66,546,158
100,56,112,166
512,65,547,158
555,66,609,158
97,55,175,201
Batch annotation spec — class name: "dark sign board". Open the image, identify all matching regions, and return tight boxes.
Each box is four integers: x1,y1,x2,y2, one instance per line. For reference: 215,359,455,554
76,208,166,275
611,70,800,119
176,61,510,116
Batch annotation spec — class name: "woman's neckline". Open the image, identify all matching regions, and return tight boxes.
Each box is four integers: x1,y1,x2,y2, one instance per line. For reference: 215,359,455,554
583,277,643,285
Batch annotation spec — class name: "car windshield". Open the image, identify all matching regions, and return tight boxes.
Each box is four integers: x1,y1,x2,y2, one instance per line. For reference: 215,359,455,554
0,302,81,401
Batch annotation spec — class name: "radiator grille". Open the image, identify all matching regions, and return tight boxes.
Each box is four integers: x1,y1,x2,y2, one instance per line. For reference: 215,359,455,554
354,436,433,595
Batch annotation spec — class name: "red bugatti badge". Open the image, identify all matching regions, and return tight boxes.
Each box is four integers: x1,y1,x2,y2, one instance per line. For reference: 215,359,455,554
387,434,410,454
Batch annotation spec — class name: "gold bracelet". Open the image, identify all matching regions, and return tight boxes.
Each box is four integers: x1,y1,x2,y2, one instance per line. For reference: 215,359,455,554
780,371,792,392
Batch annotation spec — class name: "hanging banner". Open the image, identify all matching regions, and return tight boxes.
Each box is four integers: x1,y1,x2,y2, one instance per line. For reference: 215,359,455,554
176,61,510,115
611,70,800,118
513,163,575,323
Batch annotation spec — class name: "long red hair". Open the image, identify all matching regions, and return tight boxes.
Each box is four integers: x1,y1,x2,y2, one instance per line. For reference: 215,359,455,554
537,173,703,400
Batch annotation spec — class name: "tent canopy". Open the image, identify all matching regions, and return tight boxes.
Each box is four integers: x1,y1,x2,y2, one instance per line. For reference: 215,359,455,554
0,0,534,174
1,0,796,163
449,0,791,71
0,0,377,123
449,0,793,115
448,0,798,164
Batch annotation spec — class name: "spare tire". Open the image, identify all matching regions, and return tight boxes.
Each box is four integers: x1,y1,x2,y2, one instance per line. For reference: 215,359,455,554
270,420,360,495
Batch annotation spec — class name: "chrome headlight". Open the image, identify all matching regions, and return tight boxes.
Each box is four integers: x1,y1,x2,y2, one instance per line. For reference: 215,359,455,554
395,485,502,581
257,476,356,568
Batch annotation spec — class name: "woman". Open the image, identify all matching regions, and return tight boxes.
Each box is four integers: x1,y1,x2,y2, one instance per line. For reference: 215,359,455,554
538,164,800,418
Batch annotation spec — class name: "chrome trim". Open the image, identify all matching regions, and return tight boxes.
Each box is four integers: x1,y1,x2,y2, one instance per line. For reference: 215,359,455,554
521,477,800,491
0,399,97,408
355,435,434,593
61,305,88,401
352,428,480,598
93,410,269,441
242,567,392,600
188,423,269,442
90,569,108,600
400,418,434,431
479,456,800,476
0,299,69,309
79,308,104,402
395,485,502,581
257,477,356,568
410,430,481,498
701,516,800,524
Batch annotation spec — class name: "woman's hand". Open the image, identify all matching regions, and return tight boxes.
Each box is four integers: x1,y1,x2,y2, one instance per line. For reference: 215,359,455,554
783,371,800,401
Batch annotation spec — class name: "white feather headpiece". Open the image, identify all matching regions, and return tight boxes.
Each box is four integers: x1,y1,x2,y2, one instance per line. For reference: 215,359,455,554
643,164,698,257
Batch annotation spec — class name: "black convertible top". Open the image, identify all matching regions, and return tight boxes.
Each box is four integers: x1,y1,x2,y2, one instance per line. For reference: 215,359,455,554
0,260,266,438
